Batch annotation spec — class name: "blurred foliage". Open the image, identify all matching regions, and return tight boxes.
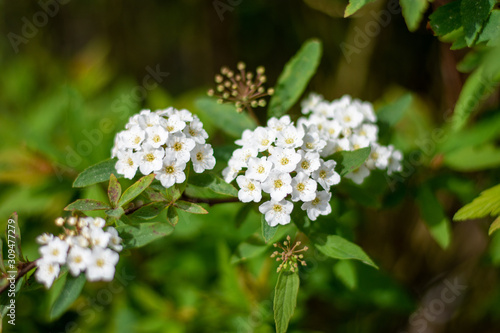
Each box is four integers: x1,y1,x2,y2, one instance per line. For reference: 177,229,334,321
0,0,499,332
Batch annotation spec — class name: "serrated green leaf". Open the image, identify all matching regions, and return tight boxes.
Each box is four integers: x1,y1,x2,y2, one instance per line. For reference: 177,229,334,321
429,0,462,36
274,271,300,333
416,184,451,249
49,273,86,320
108,174,122,208
443,144,500,171
6,212,23,262
454,184,500,220
174,200,208,214
262,215,278,243
314,234,378,269
187,172,238,197
400,0,429,31
64,199,111,211
73,158,122,188
118,174,156,207
344,0,377,17
117,222,174,250
477,10,500,46
489,216,500,235
129,202,168,220
268,39,322,118
194,97,257,138
461,0,496,46
377,93,412,126
166,206,179,227
327,147,371,176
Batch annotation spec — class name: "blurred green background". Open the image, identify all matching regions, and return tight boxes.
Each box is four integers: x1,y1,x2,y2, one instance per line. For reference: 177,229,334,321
1,0,500,332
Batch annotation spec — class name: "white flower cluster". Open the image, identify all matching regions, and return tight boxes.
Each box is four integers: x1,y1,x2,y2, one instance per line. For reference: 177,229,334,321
35,216,122,289
223,115,341,226
299,93,403,184
111,108,215,187
223,94,403,227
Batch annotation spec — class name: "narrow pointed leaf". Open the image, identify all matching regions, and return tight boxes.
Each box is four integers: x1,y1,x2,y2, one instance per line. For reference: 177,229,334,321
489,216,500,236
327,147,371,176
129,202,169,220
416,184,451,249
108,174,122,208
344,0,377,17
188,172,238,197
400,0,429,32
314,234,378,269
174,200,208,214
274,271,300,333
73,158,121,188
262,215,278,243
49,273,86,320
454,184,500,220
117,222,174,249
118,174,156,207
64,199,111,211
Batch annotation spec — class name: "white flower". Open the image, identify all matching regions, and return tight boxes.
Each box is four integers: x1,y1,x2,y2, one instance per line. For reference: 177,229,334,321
137,145,165,175
314,101,335,118
302,128,326,152
156,154,187,187
235,129,254,147
355,124,378,142
259,199,293,227
231,146,258,169
86,247,119,282
39,238,69,264
115,149,140,179
172,108,194,122
120,126,146,150
387,146,403,175
107,227,123,252
267,115,291,133
184,117,208,144
356,100,377,123
295,150,321,175
312,160,341,190
261,171,292,201
291,173,317,202
276,125,304,148
336,105,363,129
253,127,276,151
67,246,91,277
365,143,391,170
35,259,60,289
190,143,216,173
349,134,371,150
301,190,332,221
236,176,262,202
138,111,161,129
322,120,342,139
268,146,301,173
344,164,370,184
245,156,273,182
222,165,241,183
36,233,54,245
145,125,169,148
89,227,111,248
89,217,106,229
301,92,324,114
167,133,196,163
161,114,186,134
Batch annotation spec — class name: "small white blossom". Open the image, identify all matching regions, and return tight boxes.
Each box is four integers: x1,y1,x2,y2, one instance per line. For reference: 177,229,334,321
138,111,161,129
245,156,273,182
291,172,317,202
145,125,169,148
190,144,216,173
253,127,276,151
35,259,60,289
344,164,371,184
137,145,165,175
267,115,291,133
36,233,54,245
39,238,69,264
161,114,186,134
86,247,119,282
184,117,208,144
259,199,293,227
156,154,187,187
387,146,403,175
276,125,304,149
295,150,321,175
261,171,292,201
312,160,341,190
167,134,196,163
115,150,140,179
107,227,123,252
236,176,262,202
301,190,332,221
268,146,301,173
222,165,241,183
67,246,91,277
89,227,111,248
121,126,146,150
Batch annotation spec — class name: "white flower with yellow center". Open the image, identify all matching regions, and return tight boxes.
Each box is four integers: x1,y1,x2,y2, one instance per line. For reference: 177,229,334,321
231,146,258,169
86,247,119,282
115,150,140,179
268,146,301,173
349,134,370,151
291,172,317,202
137,144,165,175
184,117,208,144
167,133,196,163
161,114,186,134
301,128,326,152
121,126,145,150
295,150,321,175
156,154,187,187
312,159,340,190
335,105,363,129
36,233,54,245
245,156,272,182
261,170,292,201
276,125,304,149
365,143,390,170
236,176,262,202
107,227,123,252
301,190,332,221
254,127,276,152
39,238,69,264
35,259,60,289
267,115,291,133
67,246,91,277
355,123,378,142
259,199,293,227
145,125,169,148
138,111,161,129
190,143,216,173
89,227,111,248
344,164,370,184
301,92,323,114
222,165,242,183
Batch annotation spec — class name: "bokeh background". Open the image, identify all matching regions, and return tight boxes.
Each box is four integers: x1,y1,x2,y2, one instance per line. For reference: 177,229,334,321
1,0,500,332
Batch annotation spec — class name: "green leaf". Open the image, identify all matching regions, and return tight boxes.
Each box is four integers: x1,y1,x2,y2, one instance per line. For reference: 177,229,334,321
118,174,156,207
268,39,322,118
166,206,179,227
454,184,500,220
49,273,86,320
416,184,452,249
64,199,111,211
400,0,429,32
327,147,371,176
274,271,300,333
344,0,377,17
377,93,412,126
314,234,378,269
105,207,125,218
6,212,24,262
460,0,496,46
174,200,208,214
108,174,122,208
451,66,499,131
489,216,500,235
187,172,238,197
73,158,121,188
0,238,6,275
231,241,268,264
117,222,174,249
262,215,278,243
429,0,462,36
443,144,500,171
195,97,257,138
129,202,168,220
477,10,500,46
333,260,358,290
